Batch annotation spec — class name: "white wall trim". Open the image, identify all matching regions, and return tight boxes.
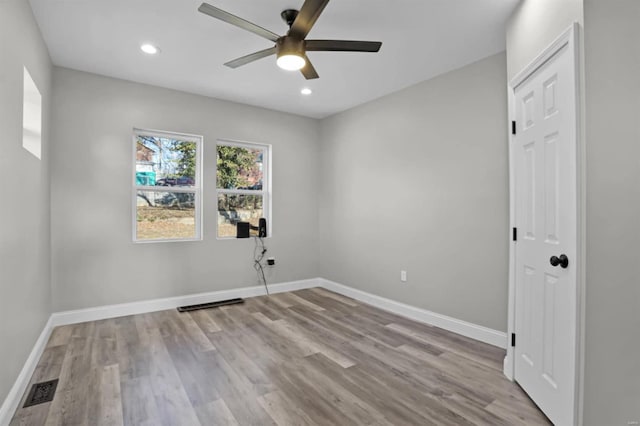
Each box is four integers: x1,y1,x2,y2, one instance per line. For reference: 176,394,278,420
319,278,507,348
0,316,54,426
50,278,318,327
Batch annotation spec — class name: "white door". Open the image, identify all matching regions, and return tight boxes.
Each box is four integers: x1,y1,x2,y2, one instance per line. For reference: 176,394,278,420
513,35,578,425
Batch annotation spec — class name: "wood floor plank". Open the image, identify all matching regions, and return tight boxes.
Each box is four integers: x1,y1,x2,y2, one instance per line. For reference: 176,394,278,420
283,291,326,312
309,287,359,307
353,336,498,408
269,351,392,425
281,304,359,349
486,396,552,425
46,326,72,349
119,376,162,426
90,319,118,368
306,353,439,426
114,316,149,380
255,316,319,357
267,361,370,426
244,297,284,321
288,305,366,341
257,390,319,426
144,325,201,426
264,293,295,309
271,317,355,368
11,288,549,426
188,309,221,334
195,350,276,425
341,339,478,426
132,313,156,347
293,289,355,316
193,399,239,426
203,327,275,397
159,310,215,353
86,364,124,426
387,322,504,370
160,328,222,407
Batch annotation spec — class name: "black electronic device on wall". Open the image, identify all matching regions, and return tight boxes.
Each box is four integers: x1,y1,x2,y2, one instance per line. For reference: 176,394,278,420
258,218,267,238
236,218,267,238
236,221,250,238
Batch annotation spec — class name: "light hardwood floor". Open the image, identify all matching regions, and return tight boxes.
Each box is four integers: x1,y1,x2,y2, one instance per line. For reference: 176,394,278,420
11,288,550,425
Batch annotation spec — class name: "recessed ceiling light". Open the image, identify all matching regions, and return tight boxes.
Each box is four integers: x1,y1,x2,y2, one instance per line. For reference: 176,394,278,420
140,44,159,55
301,88,312,95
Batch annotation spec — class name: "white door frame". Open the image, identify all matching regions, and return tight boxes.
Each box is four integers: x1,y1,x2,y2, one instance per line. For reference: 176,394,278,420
504,23,585,425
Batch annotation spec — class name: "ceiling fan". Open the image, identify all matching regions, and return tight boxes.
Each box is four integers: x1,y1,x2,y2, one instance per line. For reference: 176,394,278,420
198,0,382,79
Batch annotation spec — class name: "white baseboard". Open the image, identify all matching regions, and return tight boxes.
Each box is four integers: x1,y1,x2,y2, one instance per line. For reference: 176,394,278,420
503,352,514,380
319,278,507,349
0,316,54,426
50,278,319,327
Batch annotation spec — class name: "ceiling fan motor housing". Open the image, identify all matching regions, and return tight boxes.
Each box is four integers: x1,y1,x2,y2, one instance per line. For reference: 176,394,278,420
276,36,305,58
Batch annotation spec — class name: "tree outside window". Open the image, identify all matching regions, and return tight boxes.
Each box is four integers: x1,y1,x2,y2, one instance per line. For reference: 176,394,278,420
216,141,270,238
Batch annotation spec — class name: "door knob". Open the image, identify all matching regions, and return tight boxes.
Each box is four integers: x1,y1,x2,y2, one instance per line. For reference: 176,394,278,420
550,254,569,269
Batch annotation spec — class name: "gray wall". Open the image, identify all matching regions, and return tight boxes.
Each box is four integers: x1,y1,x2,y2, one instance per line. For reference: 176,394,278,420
506,0,583,80
583,1,640,424
318,53,509,332
0,0,52,406
50,68,320,311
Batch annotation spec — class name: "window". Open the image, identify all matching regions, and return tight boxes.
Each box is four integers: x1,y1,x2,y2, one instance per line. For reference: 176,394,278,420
216,140,270,238
133,129,202,242
23,67,42,159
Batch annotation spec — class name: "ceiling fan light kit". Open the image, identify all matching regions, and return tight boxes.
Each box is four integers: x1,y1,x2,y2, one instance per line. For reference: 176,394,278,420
276,37,306,71
198,0,382,80
277,54,305,71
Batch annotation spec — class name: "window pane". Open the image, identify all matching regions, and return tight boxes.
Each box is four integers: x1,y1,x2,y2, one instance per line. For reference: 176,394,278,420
136,190,196,240
217,194,263,238
136,135,197,187
23,67,42,159
216,145,263,190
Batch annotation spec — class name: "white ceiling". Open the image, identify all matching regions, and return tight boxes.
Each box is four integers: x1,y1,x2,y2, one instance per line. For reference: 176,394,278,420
29,0,519,119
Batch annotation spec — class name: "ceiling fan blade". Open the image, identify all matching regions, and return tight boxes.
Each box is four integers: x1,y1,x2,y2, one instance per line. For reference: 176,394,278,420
198,3,280,42
224,47,277,69
289,0,330,40
306,40,382,52
300,55,319,80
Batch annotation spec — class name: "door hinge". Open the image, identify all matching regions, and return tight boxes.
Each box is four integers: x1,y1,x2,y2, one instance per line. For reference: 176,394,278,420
512,227,517,242
511,333,516,347
511,121,516,135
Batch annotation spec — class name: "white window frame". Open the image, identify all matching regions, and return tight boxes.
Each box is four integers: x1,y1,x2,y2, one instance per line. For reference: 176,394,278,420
132,128,203,243
216,139,272,240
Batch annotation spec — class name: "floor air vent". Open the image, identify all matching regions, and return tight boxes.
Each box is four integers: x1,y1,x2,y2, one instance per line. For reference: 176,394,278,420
23,379,58,408
177,298,244,312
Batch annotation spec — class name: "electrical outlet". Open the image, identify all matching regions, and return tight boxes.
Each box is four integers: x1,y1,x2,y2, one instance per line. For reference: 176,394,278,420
400,270,407,282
